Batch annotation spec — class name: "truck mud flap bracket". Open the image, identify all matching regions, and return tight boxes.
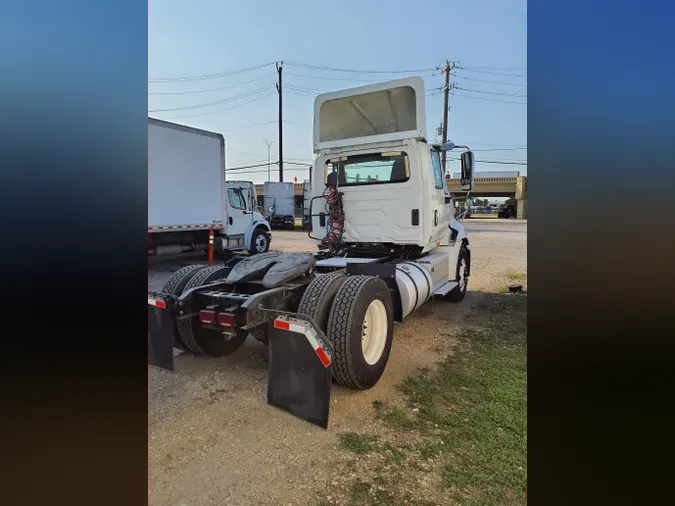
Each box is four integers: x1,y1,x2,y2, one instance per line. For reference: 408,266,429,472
267,315,333,429
148,295,176,371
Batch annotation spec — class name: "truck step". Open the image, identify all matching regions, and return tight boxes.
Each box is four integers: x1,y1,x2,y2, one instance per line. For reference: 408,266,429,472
433,281,458,296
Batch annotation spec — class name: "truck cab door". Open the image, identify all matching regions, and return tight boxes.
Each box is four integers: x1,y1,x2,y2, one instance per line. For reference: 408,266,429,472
225,186,250,236
429,149,452,243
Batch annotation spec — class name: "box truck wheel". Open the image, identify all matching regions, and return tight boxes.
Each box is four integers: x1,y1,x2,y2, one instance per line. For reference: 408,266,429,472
327,275,394,390
446,246,470,302
161,264,210,350
297,270,348,332
250,227,270,255
177,266,248,356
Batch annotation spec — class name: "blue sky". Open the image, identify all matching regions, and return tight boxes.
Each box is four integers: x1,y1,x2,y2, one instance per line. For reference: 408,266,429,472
149,0,527,183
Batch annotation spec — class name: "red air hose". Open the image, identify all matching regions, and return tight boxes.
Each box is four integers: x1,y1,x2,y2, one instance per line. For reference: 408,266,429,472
320,184,344,250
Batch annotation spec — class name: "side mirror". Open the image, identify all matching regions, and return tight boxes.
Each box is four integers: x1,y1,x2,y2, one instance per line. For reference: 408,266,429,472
460,151,474,191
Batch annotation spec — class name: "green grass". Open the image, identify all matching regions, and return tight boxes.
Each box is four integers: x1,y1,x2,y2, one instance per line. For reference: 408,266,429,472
507,271,527,282
334,294,527,506
338,433,380,454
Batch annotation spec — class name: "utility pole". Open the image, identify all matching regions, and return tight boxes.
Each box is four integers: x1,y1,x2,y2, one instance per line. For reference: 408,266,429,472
441,60,456,172
276,61,284,182
263,138,275,181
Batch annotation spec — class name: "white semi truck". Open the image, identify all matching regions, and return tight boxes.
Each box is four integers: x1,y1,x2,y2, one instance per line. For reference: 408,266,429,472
148,77,474,428
148,118,271,256
263,181,296,230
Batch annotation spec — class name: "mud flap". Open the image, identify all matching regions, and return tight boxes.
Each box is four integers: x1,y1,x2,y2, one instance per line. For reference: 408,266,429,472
148,296,175,371
267,316,333,429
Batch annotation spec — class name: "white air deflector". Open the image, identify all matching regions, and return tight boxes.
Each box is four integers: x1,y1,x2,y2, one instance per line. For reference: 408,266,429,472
313,77,427,152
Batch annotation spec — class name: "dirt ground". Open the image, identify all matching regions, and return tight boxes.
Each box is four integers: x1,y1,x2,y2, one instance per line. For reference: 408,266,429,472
149,219,527,506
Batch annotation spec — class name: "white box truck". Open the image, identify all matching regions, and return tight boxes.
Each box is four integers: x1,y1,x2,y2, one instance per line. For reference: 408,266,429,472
263,181,296,230
148,118,271,256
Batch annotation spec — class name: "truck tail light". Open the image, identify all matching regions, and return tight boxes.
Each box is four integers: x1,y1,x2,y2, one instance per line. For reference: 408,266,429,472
217,312,235,327
199,310,216,324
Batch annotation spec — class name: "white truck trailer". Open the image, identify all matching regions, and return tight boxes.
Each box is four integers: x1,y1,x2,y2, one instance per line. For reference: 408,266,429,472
148,118,271,256
263,181,296,230
148,77,474,428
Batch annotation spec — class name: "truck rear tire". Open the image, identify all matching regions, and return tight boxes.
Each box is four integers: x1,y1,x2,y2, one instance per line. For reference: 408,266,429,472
177,266,248,357
327,275,394,390
297,271,348,332
249,227,270,255
446,246,470,302
161,264,210,350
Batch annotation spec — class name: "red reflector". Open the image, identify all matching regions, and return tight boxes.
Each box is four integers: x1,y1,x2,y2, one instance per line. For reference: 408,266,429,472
274,319,290,330
199,310,216,324
217,312,235,327
315,347,331,367
148,297,167,309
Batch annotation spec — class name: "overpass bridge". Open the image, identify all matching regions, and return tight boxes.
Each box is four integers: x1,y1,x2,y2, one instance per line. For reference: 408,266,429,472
446,175,527,219
254,175,527,219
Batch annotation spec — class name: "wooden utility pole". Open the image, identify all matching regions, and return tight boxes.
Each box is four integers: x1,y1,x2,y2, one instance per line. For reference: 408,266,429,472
276,61,284,182
441,60,456,172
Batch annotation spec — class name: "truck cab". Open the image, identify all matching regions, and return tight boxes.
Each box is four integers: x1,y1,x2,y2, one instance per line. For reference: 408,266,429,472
224,180,271,254
309,77,471,261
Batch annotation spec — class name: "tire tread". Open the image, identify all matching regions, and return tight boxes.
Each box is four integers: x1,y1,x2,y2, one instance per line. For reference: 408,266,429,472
177,266,230,355
327,275,380,389
161,265,209,349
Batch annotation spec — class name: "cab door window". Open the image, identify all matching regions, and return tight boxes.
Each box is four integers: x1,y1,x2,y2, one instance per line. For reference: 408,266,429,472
227,188,246,210
430,150,444,189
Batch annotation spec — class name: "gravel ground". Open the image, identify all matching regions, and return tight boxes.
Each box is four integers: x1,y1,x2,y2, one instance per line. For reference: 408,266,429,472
149,218,527,505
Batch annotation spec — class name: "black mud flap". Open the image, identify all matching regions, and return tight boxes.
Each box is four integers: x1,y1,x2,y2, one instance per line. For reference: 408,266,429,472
267,316,333,429
148,296,175,371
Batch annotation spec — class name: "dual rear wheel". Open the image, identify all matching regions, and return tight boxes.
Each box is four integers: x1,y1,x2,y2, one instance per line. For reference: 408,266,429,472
161,265,248,357
298,273,394,390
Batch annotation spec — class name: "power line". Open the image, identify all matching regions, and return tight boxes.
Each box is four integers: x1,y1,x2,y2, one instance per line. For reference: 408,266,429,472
471,147,527,152
285,90,316,98
460,141,527,147
452,73,527,87
221,120,278,132
454,86,527,98
166,92,276,119
226,167,309,175
283,120,310,128
149,62,275,82
456,67,527,78
447,158,527,166
286,71,436,83
285,83,330,93
149,85,274,112
148,73,277,95
285,61,437,74
461,65,527,71
451,92,527,105
227,160,310,172
227,161,273,170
